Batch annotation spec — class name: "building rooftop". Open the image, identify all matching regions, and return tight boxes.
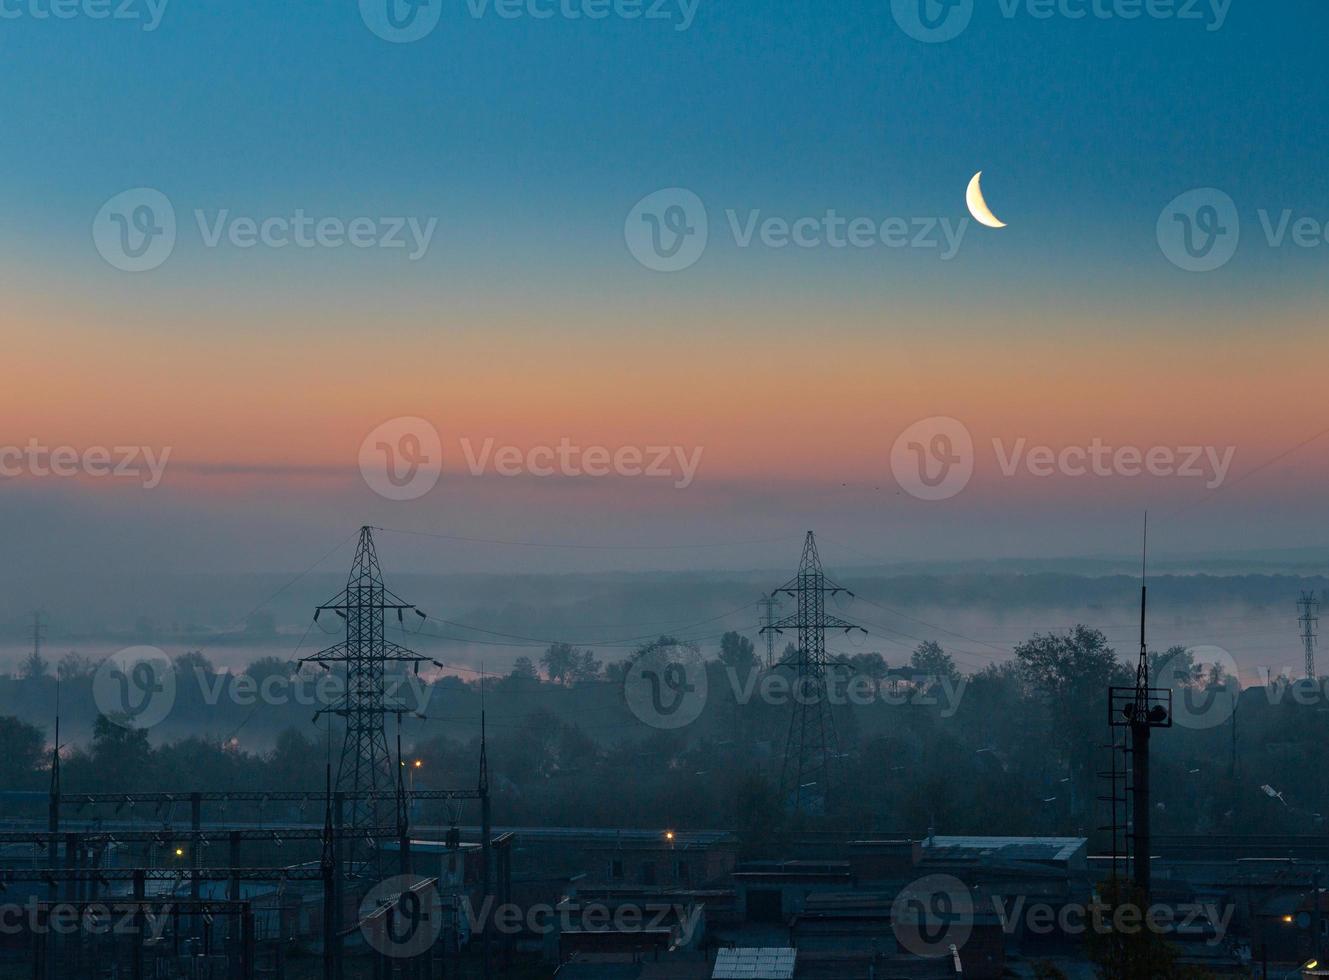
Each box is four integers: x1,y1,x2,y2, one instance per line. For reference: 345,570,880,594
924,836,1086,864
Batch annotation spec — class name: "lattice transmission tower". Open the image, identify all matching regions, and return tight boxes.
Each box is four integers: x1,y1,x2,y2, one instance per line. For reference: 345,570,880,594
758,595,781,669
300,526,433,874
761,532,865,817
1300,590,1319,681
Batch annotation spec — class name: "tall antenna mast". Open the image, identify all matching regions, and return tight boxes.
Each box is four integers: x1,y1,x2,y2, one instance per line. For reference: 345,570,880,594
1126,512,1169,901
1135,514,1149,696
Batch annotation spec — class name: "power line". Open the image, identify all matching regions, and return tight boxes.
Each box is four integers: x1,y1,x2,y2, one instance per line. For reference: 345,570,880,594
377,526,799,552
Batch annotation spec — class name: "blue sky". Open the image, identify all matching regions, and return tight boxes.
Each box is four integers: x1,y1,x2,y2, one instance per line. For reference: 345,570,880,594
1,0,1324,299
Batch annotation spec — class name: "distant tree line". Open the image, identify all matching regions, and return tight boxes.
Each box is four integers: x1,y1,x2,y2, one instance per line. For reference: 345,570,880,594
0,625,1316,851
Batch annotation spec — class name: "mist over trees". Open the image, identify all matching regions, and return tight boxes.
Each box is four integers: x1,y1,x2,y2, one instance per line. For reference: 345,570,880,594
0,624,1319,849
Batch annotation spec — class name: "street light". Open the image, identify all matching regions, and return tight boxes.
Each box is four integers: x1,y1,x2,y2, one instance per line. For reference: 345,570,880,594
401,759,424,793
1276,959,1321,979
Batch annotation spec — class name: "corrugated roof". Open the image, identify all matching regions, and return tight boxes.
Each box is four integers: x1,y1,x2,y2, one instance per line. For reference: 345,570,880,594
924,836,1086,862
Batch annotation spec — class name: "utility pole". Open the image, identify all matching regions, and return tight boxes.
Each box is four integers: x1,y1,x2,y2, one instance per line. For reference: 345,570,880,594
320,765,336,980
1313,869,1323,967
761,532,866,817
479,703,492,980
299,526,438,876
1299,591,1318,681
758,596,781,669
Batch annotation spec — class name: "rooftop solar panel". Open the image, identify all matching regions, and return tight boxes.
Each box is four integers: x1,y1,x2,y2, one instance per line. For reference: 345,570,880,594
712,947,797,980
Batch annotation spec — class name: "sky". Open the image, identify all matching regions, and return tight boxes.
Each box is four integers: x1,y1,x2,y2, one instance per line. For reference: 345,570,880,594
2,0,1328,577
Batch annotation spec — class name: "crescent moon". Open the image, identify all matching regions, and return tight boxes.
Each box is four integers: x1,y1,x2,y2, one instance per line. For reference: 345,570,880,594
966,171,1007,229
